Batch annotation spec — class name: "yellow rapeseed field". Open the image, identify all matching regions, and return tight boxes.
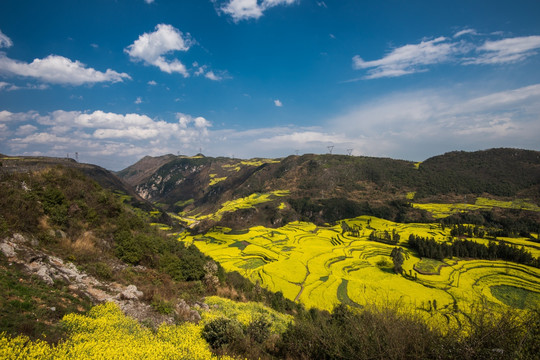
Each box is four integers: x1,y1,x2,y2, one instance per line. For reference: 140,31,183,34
0,302,239,359
180,214,540,329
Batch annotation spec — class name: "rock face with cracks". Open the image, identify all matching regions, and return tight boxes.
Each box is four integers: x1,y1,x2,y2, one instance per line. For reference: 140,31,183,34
0,233,187,327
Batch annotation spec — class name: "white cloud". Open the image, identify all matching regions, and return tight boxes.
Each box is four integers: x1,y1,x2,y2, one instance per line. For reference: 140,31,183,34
0,81,49,91
454,28,478,38
329,84,540,159
125,24,191,76
2,83,539,168
144,0,155,3
135,97,143,104
15,124,38,136
147,80,157,85
259,131,346,145
0,110,14,122
204,70,222,81
0,54,130,85
353,33,540,79
317,1,327,8
274,99,283,107
1,109,213,169
0,29,13,48
353,37,459,79
218,0,297,22
466,35,540,64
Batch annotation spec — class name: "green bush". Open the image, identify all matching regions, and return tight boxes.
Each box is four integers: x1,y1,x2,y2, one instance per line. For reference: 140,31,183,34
247,316,271,344
114,231,144,264
150,296,174,315
202,318,245,349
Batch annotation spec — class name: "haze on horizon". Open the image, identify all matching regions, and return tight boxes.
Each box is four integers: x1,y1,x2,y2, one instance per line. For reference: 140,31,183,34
1,0,539,170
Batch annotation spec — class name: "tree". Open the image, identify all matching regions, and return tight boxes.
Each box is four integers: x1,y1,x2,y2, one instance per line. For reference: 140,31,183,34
390,247,407,274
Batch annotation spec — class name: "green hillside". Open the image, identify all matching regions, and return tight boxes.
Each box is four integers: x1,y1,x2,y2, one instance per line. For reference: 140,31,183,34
1,150,540,359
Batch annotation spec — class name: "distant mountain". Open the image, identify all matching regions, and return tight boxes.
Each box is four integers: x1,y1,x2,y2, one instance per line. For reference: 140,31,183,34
117,148,540,230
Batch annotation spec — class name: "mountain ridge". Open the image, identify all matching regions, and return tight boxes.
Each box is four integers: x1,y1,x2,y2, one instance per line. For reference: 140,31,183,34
117,148,540,231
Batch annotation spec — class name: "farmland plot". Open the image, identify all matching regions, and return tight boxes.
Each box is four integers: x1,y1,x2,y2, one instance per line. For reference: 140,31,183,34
180,215,540,324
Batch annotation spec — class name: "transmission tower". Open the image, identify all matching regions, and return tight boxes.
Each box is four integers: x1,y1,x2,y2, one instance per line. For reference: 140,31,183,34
295,150,299,156
75,152,79,161
327,145,334,155
347,149,353,156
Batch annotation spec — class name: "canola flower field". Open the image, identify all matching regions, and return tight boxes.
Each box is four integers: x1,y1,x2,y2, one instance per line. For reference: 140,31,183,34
0,297,290,359
179,209,540,329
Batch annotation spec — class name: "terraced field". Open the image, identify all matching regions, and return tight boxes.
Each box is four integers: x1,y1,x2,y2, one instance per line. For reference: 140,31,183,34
179,215,540,328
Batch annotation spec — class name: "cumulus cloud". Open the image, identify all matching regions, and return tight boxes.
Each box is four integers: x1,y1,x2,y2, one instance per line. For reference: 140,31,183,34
0,29,13,48
0,54,130,85
274,99,283,107
144,0,155,3
204,71,222,81
217,0,297,22
0,109,214,169
2,83,539,168
147,80,157,85
353,34,540,79
125,24,192,76
135,97,143,104
0,30,129,85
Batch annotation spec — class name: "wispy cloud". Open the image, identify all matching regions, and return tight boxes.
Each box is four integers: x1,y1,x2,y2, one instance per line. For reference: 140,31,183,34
0,81,49,91
274,99,283,107
216,0,297,22
353,37,459,79
0,29,13,48
330,83,540,159
353,34,540,79
453,28,478,38
125,24,192,76
466,35,540,64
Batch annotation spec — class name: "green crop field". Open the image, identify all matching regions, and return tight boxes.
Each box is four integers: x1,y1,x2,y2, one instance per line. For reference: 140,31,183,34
179,213,540,329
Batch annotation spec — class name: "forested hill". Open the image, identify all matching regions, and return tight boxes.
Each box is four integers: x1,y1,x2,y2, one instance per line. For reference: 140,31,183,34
0,155,173,226
415,149,540,198
117,148,540,230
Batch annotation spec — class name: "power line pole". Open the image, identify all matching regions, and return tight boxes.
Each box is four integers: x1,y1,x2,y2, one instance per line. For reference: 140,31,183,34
347,149,353,156
327,145,334,155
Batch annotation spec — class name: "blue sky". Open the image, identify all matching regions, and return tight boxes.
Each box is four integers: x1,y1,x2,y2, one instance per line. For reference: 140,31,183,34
1,0,539,170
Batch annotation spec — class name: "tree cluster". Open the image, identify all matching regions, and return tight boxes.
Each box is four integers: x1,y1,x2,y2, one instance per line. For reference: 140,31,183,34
408,234,539,267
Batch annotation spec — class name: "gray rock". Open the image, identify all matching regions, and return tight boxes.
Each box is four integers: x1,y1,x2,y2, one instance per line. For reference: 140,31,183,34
36,266,54,285
120,285,143,300
11,233,27,244
0,242,16,258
